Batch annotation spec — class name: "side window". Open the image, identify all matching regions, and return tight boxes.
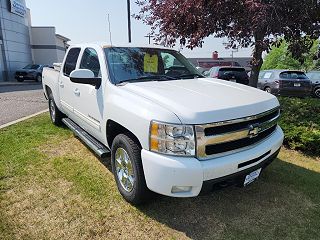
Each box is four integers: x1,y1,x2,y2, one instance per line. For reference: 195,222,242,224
161,52,183,70
263,72,273,79
80,48,101,77
63,48,81,76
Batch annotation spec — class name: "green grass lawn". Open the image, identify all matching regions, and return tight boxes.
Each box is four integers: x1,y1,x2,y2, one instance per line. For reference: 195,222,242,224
0,114,319,240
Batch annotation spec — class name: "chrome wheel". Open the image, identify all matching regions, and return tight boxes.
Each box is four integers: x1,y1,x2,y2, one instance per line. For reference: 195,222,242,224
315,88,320,98
115,148,135,192
49,99,56,122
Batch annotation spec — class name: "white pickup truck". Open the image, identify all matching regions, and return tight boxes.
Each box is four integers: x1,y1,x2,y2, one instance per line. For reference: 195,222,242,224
43,43,284,204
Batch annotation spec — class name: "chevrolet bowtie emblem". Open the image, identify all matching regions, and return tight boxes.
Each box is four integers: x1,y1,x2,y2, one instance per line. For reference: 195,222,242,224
248,124,260,138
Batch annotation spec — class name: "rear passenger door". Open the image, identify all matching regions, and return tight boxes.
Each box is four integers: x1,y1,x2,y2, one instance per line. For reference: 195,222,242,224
59,48,81,119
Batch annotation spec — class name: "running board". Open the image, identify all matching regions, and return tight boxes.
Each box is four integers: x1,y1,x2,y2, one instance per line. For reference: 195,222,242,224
62,118,110,158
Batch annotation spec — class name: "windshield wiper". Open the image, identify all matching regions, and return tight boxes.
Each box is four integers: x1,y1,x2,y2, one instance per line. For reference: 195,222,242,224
178,73,204,79
117,75,177,85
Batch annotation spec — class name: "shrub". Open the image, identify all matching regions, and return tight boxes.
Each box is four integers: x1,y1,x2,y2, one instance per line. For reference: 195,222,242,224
278,97,320,156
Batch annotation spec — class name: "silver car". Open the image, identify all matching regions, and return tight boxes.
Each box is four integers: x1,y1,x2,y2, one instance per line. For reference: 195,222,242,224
258,70,312,97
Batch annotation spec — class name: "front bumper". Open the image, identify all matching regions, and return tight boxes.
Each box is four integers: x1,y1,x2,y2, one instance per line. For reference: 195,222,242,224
141,126,284,197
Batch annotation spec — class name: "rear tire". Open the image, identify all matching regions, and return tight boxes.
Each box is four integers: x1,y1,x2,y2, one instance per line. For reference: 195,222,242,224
48,93,63,126
111,133,150,205
314,88,320,99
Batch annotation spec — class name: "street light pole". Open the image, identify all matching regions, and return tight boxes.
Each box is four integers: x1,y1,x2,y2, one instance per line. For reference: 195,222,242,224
127,0,132,43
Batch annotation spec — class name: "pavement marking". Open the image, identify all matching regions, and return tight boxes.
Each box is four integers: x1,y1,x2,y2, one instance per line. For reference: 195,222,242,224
0,109,49,130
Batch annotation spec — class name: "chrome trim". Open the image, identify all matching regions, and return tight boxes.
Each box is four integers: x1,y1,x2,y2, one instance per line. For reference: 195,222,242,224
198,107,280,129
196,108,280,160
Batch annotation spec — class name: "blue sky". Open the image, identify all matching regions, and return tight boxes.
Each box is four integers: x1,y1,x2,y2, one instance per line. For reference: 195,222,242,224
25,0,252,58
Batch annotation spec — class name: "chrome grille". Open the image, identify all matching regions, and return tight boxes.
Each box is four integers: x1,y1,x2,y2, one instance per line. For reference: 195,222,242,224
195,107,280,159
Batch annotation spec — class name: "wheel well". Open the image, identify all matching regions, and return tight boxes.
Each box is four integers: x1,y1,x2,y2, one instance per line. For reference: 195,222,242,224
106,120,142,149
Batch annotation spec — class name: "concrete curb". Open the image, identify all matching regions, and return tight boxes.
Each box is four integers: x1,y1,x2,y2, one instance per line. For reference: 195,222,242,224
0,82,42,87
0,109,49,130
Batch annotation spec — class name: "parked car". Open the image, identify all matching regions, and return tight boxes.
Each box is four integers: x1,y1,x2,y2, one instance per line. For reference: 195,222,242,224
258,70,312,97
306,71,320,98
43,44,284,204
208,67,249,85
15,64,49,82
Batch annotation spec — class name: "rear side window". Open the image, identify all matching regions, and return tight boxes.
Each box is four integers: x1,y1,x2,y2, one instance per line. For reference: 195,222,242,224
63,48,81,76
280,71,308,80
80,48,101,77
263,72,273,79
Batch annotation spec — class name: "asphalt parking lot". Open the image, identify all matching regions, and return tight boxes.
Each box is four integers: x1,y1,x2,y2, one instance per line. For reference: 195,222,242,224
0,83,48,126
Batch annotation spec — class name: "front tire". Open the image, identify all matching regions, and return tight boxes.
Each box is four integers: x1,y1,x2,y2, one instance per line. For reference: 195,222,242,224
36,74,42,82
48,94,63,126
111,134,150,205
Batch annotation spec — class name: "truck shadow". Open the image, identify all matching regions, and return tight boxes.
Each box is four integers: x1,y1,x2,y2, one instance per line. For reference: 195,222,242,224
133,158,320,240
92,148,319,239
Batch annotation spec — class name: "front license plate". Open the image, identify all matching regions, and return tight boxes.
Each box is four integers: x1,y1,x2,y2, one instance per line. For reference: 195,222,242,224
294,83,301,87
229,79,237,83
244,168,262,186
19,76,23,78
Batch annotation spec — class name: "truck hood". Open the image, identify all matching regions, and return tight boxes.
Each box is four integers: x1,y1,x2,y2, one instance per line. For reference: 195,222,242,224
121,78,280,124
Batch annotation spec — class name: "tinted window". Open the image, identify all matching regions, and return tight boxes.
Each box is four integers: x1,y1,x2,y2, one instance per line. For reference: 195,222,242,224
218,68,248,80
280,71,308,80
80,48,101,77
63,48,81,76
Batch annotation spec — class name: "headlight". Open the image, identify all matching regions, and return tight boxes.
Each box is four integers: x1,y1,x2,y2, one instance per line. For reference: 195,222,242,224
150,121,195,156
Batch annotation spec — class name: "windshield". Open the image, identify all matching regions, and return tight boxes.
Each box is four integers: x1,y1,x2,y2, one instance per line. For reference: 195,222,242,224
23,64,40,70
104,47,203,84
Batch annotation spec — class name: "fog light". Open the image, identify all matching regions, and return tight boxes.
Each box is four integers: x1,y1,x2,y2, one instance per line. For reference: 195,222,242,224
171,186,192,193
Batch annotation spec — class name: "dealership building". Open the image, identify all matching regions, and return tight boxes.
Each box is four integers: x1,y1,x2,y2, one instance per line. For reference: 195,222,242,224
0,0,70,82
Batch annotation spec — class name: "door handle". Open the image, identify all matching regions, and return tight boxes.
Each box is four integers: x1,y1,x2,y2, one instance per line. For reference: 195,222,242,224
74,89,80,96
59,81,64,87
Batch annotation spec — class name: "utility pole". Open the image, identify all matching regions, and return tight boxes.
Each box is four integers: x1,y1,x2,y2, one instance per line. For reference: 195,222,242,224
223,40,238,67
127,0,132,43
144,34,154,44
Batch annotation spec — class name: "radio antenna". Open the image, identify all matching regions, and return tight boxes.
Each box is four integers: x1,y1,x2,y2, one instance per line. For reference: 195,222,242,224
107,14,113,46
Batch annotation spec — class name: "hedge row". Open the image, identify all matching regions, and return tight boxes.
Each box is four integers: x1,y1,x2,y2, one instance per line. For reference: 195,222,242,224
278,97,320,156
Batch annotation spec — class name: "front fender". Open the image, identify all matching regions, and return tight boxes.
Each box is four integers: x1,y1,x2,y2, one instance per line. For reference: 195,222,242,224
104,85,181,150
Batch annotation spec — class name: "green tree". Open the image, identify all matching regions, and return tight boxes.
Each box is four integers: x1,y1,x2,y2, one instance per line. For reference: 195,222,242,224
136,0,320,87
262,40,320,71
